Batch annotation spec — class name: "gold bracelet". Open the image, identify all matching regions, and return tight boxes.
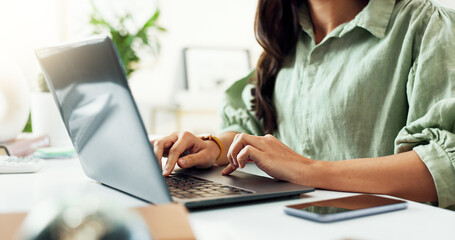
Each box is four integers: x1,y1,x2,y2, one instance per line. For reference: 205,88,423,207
199,135,224,162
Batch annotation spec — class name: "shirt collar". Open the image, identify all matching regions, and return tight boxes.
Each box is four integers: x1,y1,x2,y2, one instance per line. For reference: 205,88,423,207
299,0,396,39
356,0,396,38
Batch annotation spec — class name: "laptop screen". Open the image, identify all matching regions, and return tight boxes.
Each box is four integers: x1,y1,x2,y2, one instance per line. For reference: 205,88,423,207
35,37,172,204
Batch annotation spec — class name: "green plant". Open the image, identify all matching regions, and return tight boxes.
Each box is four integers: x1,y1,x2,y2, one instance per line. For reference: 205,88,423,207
23,113,32,133
89,0,166,77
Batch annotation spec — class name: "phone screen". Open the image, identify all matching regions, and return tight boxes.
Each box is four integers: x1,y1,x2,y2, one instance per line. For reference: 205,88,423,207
287,195,406,215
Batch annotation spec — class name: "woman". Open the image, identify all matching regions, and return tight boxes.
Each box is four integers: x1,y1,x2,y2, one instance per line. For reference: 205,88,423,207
153,0,455,209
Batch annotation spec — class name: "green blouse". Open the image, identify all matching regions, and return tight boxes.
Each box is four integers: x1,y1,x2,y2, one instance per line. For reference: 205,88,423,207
219,0,455,209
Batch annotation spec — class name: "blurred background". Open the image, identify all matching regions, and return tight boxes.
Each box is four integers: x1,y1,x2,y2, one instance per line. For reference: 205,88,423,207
0,0,260,137
0,0,454,138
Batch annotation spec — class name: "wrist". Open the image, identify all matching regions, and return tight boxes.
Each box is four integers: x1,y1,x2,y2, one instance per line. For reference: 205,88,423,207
207,140,221,162
298,157,324,187
199,135,223,164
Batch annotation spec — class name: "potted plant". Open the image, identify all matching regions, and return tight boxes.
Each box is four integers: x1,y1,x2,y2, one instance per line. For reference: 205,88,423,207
89,0,166,77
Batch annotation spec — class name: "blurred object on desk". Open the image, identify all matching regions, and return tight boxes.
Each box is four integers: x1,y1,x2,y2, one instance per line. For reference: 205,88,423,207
0,61,30,142
0,156,44,174
1,194,195,240
0,133,50,157
34,146,75,159
0,146,8,156
18,195,151,240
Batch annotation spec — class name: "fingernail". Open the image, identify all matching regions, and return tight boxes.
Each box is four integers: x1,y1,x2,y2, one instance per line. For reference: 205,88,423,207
178,159,186,167
162,168,168,175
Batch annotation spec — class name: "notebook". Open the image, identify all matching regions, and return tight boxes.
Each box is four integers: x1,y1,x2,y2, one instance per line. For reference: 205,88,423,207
35,36,314,209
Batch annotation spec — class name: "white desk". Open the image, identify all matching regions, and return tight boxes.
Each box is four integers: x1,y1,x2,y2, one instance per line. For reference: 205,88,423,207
1,158,454,240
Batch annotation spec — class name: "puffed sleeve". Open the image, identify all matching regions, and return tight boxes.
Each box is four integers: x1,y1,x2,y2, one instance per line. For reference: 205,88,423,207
395,10,455,208
218,71,264,136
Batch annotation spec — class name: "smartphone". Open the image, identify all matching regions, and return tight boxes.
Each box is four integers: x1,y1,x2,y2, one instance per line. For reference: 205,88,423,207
284,194,408,223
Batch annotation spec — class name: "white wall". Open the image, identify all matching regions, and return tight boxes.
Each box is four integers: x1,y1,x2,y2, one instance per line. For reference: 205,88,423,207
437,0,455,8
0,0,62,82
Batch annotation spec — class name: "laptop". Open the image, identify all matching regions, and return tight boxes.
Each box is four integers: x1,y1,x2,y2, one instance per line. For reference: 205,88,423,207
35,37,314,209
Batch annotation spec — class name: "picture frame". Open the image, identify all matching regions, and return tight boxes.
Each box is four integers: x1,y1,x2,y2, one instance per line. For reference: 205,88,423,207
183,47,252,93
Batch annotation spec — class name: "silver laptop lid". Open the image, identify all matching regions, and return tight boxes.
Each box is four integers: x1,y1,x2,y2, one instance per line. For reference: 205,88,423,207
35,37,172,204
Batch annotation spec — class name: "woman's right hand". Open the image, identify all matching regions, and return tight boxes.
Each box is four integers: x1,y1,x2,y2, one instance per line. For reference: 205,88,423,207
152,132,221,176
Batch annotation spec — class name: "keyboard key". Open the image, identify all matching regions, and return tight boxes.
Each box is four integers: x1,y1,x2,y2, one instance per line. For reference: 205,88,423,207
165,173,253,199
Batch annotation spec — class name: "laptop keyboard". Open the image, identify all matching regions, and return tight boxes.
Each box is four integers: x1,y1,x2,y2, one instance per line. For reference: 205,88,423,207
166,172,254,199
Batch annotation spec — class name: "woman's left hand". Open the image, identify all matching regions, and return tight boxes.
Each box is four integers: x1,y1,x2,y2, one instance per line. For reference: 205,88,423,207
221,133,313,184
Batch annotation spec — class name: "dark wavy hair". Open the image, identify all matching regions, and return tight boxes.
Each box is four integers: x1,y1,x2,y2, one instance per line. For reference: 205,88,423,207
252,0,302,134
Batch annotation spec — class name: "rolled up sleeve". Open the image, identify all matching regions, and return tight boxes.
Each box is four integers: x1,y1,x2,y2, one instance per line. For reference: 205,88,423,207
396,102,455,208
395,10,455,208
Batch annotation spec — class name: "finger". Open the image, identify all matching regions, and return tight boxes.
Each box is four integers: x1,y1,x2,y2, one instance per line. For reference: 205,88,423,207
153,134,178,167
154,141,167,167
228,133,243,167
228,133,257,168
221,163,238,175
164,136,194,176
177,150,207,169
236,145,262,169
153,134,177,159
